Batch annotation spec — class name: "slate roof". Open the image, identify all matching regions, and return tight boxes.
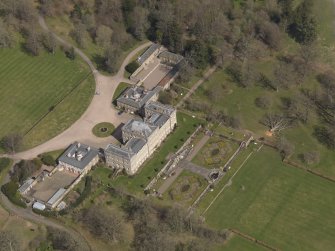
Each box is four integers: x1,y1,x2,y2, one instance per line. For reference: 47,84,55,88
146,112,170,127
137,43,160,65
145,101,175,116
58,142,99,170
122,119,157,138
105,144,132,159
125,138,146,153
117,86,159,109
105,137,146,159
18,178,34,194
47,188,66,206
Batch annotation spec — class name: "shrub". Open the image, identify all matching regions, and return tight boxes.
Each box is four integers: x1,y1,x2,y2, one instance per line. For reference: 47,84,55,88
1,181,26,208
70,176,92,208
33,208,57,217
40,154,56,166
125,61,139,74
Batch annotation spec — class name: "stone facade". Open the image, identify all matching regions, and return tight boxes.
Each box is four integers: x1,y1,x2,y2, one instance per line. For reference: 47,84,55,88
105,102,177,175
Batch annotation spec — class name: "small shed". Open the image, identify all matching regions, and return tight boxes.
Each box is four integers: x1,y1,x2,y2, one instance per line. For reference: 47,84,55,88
33,201,46,211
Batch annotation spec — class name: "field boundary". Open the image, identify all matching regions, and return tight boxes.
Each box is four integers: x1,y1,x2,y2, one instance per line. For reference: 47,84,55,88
261,141,335,183
230,229,281,251
24,72,92,136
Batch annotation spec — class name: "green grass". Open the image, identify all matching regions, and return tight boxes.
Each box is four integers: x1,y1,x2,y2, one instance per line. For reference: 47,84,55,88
215,235,266,251
283,122,335,178
92,122,115,138
113,82,131,102
40,149,65,160
204,146,335,251
314,0,335,46
192,136,239,169
0,47,94,149
113,112,201,194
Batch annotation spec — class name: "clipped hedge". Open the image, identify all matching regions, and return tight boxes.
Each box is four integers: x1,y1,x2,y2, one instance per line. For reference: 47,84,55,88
1,181,26,208
125,61,139,74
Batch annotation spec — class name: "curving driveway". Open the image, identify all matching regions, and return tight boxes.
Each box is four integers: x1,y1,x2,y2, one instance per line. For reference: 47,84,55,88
8,17,152,160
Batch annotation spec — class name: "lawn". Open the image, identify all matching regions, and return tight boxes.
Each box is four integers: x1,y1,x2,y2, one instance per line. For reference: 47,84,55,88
215,235,266,251
113,112,201,194
163,170,208,207
204,146,335,251
92,122,115,138
283,122,335,178
0,47,94,150
314,0,335,46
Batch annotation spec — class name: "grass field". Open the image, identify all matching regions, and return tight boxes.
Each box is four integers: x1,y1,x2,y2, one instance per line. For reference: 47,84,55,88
204,146,335,251
0,48,94,149
215,235,266,251
113,112,201,194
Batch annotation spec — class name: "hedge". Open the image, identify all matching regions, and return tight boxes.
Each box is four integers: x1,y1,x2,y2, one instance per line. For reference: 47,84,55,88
71,176,92,208
125,61,139,74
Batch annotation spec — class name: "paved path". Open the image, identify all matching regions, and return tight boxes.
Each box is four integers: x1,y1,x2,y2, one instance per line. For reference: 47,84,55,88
182,160,212,180
157,134,210,194
176,66,217,109
2,18,152,160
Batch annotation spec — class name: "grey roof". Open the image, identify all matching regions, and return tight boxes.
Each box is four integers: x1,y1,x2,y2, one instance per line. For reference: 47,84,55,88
18,178,34,194
33,202,46,210
147,113,170,127
122,119,157,138
159,51,183,64
58,142,99,170
137,43,160,65
105,144,132,159
126,138,146,154
145,101,175,116
117,86,159,109
47,188,66,206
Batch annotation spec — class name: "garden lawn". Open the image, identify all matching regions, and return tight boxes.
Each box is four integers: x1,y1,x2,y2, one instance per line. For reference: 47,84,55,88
204,146,335,251
163,170,208,207
192,136,240,169
0,48,94,149
113,112,201,194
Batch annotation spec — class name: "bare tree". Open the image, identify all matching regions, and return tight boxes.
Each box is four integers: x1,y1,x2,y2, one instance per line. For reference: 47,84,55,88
1,133,22,153
42,31,57,54
95,25,112,49
0,20,13,48
303,151,320,165
260,113,290,133
0,231,20,251
25,30,41,56
277,137,295,160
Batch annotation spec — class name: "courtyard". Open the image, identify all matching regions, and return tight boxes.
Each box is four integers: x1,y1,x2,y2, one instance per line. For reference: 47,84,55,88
28,170,78,203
